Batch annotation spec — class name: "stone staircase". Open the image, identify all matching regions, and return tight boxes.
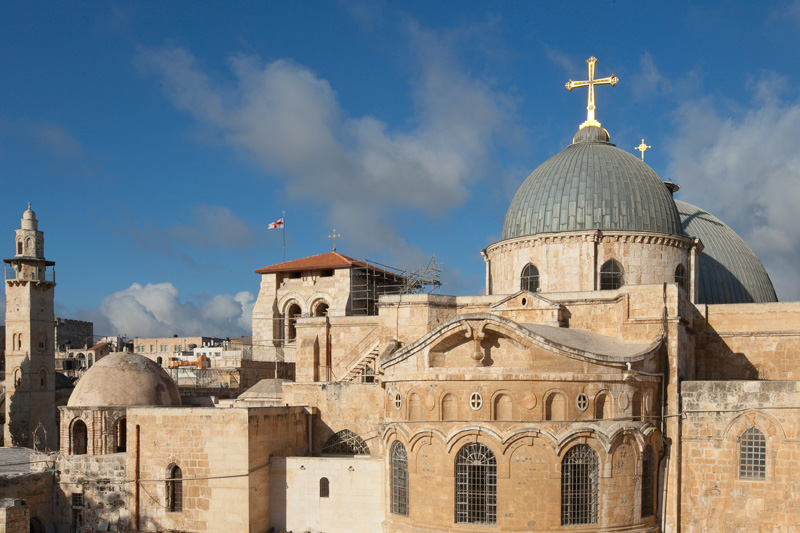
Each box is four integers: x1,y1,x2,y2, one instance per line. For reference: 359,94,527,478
342,341,380,382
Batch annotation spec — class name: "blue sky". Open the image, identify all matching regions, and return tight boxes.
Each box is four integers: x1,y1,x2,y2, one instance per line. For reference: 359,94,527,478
3,1,800,338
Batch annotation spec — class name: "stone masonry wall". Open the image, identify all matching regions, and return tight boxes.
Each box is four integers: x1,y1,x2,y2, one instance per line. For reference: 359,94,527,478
680,381,800,531
270,456,384,533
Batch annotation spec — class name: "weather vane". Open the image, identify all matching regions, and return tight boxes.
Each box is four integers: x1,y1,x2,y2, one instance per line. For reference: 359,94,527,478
635,139,651,161
565,56,618,129
328,229,341,252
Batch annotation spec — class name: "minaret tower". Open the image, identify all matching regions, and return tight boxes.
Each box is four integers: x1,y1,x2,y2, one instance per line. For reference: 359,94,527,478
3,204,57,450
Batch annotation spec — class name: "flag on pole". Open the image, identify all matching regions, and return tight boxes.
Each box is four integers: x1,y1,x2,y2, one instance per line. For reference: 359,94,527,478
268,218,284,229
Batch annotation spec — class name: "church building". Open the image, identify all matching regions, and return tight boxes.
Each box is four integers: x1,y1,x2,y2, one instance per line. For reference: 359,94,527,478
3,56,800,533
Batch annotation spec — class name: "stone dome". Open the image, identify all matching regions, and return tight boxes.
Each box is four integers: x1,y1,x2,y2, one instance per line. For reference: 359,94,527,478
67,352,181,407
675,200,777,305
502,126,683,240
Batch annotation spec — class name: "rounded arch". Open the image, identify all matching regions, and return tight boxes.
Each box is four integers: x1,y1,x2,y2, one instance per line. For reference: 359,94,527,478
390,441,409,516
71,418,88,455
520,263,540,292
37,367,47,389
445,426,504,455
115,416,127,453
631,391,643,422
322,429,370,456
561,443,600,526
722,409,785,442
674,263,688,290
311,300,329,317
284,301,303,343
600,259,624,290
407,389,425,421
594,390,612,420
440,392,458,421
454,442,497,525
166,463,183,512
543,390,567,421
491,390,514,421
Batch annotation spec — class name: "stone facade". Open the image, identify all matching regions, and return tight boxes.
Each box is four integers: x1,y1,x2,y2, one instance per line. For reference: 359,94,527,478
53,318,93,353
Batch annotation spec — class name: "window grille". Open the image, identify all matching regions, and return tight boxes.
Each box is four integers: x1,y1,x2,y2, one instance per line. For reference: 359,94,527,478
455,443,497,525
167,465,183,512
71,493,84,508
521,263,540,292
600,260,623,290
739,427,766,479
321,429,370,455
391,442,409,516
641,445,655,517
319,477,330,498
394,393,402,410
561,444,599,525
674,264,688,290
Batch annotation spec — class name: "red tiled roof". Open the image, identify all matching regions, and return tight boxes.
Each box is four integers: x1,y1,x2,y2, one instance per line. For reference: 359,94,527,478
89,342,110,351
255,251,402,278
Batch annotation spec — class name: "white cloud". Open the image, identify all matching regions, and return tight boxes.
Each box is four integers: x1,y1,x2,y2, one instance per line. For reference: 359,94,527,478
135,23,514,258
667,72,800,300
630,52,672,99
97,282,254,338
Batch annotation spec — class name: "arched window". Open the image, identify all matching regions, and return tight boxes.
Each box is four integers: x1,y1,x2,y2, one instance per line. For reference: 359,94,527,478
455,443,496,525
408,393,423,421
286,303,302,342
313,301,329,317
520,263,540,292
167,464,183,512
545,393,565,421
739,427,766,479
561,444,599,525
39,369,46,389
321,429,370,455
600,260,623,290
115,418,127,453
641,445,655,517
72,420,87,455
319,477,330,498
391,442,409,516
674,264,688,290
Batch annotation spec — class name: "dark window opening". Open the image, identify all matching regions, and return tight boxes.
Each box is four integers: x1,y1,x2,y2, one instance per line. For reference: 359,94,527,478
600,260,623,290
521,263,540,292
319,477,330,498
167,465,183,512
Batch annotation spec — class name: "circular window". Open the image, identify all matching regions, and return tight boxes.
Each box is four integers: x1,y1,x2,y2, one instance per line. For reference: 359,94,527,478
469,392,483,410
394,393,402,410
576,393,589,412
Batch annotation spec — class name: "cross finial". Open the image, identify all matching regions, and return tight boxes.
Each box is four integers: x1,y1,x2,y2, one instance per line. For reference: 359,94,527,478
328,229,341,252
635,139,652,161
565,56,618,129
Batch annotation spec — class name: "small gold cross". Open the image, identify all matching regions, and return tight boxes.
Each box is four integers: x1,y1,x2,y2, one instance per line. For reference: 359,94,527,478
635,139,651,161
565,56,618,129
328,229,341,252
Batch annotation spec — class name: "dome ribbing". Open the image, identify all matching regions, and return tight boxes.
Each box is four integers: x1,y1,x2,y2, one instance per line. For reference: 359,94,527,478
675,200,777,304
502,127,683,240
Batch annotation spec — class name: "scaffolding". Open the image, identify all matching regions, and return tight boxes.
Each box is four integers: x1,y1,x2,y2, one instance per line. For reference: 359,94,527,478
350,256,442,316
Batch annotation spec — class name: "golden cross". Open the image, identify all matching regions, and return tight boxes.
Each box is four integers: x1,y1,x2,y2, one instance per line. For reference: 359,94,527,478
635,139,651,161
328,229,341,252
565,56,618,129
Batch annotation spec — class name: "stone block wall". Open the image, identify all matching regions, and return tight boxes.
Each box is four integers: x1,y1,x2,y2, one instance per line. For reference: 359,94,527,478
270,456,384,533
680,381,800,531
0,473,53,528
695,302,800,380
484,230,690,295
0,499,29,533
127,406,307,533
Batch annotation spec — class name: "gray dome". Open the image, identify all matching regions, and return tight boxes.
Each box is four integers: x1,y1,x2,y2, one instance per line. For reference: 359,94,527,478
68,352,181,407
675,200,777,305
502,127,683,240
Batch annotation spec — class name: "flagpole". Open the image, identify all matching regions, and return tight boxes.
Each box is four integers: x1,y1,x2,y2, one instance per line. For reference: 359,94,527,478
282,210,286,262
